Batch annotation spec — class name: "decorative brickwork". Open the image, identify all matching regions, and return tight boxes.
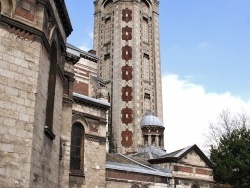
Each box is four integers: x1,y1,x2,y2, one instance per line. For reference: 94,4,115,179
122,65,133,81
122,45,132,61
8,25,34,41
121,85,133,102
121,107,133,125
15,8,35,21
175,166,193,173
196,168,208,175
122,8,132,23
121,129,133,148
122,26,132,41
73,81,89,96
63,79,69,95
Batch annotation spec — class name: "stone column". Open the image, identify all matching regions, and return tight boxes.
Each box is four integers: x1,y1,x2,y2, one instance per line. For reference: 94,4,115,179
155,135,159,147
148,135,152,146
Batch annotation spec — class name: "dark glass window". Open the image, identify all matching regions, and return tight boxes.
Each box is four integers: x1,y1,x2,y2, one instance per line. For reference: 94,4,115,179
44,41,57,140
70,123,84,174
191,184,199,188
131,185,140,188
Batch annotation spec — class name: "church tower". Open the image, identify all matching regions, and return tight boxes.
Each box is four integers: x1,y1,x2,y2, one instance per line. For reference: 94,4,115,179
93,0,163,153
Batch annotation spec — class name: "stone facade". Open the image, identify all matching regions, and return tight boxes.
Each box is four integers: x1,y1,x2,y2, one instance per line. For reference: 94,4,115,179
0,1,216,188
93,0,163,154
63,44,110,188
0,0,72,187
149,145,215,188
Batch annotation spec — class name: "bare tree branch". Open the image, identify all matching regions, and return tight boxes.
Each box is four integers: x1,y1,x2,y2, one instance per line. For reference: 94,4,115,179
203,109,250,154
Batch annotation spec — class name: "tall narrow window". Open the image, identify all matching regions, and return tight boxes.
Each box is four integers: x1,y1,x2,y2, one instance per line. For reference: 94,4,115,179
44,41,57,140
70,123,84,175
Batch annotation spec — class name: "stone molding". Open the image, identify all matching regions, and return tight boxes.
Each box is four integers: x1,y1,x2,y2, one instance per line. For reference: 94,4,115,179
85,134,106,144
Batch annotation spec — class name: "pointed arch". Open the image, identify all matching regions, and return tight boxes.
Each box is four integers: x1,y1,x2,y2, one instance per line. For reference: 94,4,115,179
102,0,112,8
141,0,151,8
141,0,153,15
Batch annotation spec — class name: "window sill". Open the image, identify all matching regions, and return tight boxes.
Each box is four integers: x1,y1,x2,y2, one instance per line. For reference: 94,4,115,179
69,170,85,177
44,126,56,140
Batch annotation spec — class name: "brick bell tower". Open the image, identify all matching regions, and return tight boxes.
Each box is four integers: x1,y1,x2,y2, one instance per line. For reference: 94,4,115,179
93,0,163,154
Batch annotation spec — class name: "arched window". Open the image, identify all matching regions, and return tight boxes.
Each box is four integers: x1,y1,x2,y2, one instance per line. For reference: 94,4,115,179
141,185,149,188
44,41,57,140
191,183,199,188
70,123,84,175
131,184,140,188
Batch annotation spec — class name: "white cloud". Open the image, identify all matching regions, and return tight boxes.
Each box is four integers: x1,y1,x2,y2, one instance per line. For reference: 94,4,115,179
88,32,94,39
162,74,250,153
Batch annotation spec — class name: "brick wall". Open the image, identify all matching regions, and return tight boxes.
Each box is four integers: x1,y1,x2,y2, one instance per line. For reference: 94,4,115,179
73,81,89,96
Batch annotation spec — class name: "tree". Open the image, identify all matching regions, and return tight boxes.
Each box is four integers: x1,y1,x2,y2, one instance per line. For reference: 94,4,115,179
204,109,250,150
210,127,250,187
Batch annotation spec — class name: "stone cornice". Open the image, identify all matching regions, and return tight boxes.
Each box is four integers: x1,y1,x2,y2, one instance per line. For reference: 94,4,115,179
72,110,107,124
66,52,81,65
85,134,106,143
0,14,51,51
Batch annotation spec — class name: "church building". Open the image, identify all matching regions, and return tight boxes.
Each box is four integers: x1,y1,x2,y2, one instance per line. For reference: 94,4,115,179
0,0,215,187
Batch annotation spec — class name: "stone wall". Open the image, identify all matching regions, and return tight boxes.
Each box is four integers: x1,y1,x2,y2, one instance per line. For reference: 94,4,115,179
69,101,108,188
0,22,41,188
0,0,71,187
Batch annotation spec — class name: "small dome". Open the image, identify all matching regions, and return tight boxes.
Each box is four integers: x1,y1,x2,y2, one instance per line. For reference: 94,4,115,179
141,112,163,127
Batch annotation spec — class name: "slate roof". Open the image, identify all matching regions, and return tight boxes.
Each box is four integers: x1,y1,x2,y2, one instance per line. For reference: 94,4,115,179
131,146,167,160
66,43,99,61
106,153,172,177
148,144,215,168
73,92,110,109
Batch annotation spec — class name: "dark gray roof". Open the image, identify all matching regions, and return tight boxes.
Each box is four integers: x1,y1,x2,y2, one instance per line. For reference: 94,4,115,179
73,92,110,109
66,43,99,61
106,153,172,177
148,144,215,168
163,145,192,158
132,146,167,159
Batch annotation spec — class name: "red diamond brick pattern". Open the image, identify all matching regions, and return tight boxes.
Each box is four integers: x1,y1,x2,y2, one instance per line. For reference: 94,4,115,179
121,107,133,125
122,45,132,61
121,129,133,148
122,8,132,23
122,65,133,81
121,85,133,102
122,26,132,41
